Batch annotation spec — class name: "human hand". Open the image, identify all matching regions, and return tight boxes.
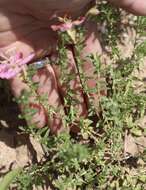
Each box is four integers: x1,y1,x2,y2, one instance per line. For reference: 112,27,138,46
108,0,146,16
0,0,145,134
0,0,102,133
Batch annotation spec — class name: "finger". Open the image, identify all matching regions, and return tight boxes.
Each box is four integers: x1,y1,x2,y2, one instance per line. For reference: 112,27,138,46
9,72,49,129
9,63,66,134
0,28,58,60
79,20,106,113
52,47,88,132
32,63,66,134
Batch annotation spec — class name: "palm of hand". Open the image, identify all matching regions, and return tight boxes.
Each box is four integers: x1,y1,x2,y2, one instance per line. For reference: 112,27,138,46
0,0,90,57
0,3,57,58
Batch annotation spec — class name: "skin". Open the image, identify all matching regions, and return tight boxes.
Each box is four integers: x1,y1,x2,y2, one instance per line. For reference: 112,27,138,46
0,0,145,133
109,0,146,15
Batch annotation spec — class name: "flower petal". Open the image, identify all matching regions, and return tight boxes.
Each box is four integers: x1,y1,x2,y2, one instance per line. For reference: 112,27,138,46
19,53,35,66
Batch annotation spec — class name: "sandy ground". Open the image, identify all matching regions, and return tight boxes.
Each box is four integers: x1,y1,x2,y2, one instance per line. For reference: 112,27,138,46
0,92,44,174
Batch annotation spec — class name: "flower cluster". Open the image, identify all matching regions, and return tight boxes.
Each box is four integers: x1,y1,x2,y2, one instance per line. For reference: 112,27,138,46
0,52,34,79
51,17,85,32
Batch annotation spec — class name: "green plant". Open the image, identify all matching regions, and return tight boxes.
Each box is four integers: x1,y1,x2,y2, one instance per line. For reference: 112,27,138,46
1,1,146,190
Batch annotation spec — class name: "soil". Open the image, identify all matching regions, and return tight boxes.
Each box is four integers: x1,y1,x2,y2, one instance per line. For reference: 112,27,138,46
0,88,44,175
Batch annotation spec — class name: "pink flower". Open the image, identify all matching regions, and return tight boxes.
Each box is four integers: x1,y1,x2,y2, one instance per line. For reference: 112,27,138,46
51,17,85,32
0,52,35,79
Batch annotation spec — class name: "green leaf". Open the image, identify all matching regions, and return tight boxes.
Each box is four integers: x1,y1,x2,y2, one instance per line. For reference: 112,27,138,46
138,175,146,183
0,168,22,190
131,127,142,137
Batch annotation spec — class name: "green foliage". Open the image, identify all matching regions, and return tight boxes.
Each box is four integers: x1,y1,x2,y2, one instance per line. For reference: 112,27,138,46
1,2,146,190
0,168,22,190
